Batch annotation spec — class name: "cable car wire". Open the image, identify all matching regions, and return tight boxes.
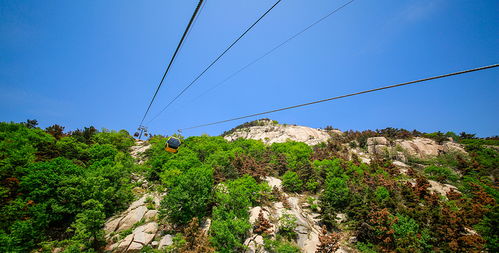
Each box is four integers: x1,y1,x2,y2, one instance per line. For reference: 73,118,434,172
178,63,499,131
138,0,205,127
188,0,355,105
147,0,283,124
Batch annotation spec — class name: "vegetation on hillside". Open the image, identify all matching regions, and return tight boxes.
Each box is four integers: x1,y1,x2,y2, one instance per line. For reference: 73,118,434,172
0,120,136,252
143,124,498,252
0,119,497,252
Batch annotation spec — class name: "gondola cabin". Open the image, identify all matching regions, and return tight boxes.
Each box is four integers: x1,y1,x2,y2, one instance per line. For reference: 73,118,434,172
164,137,181,153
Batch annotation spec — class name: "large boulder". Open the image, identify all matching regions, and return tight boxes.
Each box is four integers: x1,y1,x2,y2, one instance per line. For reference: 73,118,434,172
244,235,264,253
116,206,148,232
158,235,173,249
103,193,162,252
265,176,283,191
395,138,442,158
367,137,390,155
224,119,334,146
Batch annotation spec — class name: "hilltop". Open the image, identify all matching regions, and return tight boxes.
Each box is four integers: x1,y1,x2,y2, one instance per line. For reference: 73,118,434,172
0,119,497,253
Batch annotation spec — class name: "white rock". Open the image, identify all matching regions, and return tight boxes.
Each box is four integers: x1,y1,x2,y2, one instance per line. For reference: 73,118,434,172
224,120,332,146
117,206,148,232
133,231,155,245
392,161,409,168
367,137,390,155
395,138,442,158
443,142,467,154
249,206,270,224
367,137,389,146
115,233,134,252
133,222,158,234
158,234,173,249
104,216,122,234
143,210,159,221
128,196,147,211
428,180,459,196
127,241,144,252
244,235,264,253
201,218,211,232
273,196,321,253
336,213,347,223
265,176,283,191
104,242,118,252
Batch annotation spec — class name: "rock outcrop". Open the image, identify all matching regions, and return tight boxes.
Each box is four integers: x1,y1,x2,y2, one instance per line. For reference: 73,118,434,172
130,140,151,165
364,136,467,162
104,193,163,252
224,119,338,146
243,177,325,253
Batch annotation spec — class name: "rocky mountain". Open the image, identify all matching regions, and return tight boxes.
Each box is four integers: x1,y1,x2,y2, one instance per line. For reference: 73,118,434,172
223,119,338,146
101,120,486,253
3,120,495,253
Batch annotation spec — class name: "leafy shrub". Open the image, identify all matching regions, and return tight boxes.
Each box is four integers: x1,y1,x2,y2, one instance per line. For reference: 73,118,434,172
282,171,303,193
91,129,134,153
321,177,350,209
70,199,106,249
270,141,312,170
278,213,298,240
264,237,300,253
374,186,390,203
424,165,459,183
210,176,263,251
356,242,376,253
161,166,213,225
305,180,320,192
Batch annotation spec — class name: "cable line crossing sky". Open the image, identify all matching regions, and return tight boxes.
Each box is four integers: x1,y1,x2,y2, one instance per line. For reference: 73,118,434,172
138,0,205,129
146,0,283,124
178,64,499,131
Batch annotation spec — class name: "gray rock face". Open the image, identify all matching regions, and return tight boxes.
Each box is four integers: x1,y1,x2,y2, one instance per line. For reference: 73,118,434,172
265,176,283,191
126,242,144,253
224,120,335,146
103,193,161,252
158,235,173,249
143,210,159,222
130,140,151,165
367,137,390,155
365,137,467,161
244,235,265,253
115,234,134,252
428,180,459,196
117,206,148,232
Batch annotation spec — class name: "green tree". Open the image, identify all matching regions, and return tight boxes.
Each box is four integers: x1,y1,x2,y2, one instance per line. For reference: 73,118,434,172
45,124,65,140
321,177,350,209
71,199,105,249
161,166,214,225
91,129,134,152
209,175,262,251
282,171,303,193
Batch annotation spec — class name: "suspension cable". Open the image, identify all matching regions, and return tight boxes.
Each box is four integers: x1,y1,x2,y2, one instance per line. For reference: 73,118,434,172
138,0,205,127
146,0,283,124
188,0,355,105
178,63,499,131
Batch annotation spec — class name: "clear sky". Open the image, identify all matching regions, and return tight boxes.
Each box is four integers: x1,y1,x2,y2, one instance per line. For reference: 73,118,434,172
1,0,498,137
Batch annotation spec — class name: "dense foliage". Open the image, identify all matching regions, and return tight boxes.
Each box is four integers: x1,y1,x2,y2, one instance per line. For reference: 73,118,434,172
144,122,498,252
1,119,497,252
0,121,135,252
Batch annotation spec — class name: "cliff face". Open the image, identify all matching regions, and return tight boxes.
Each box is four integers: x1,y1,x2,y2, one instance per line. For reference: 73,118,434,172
223,119,467,164
223,119,339,146
100,123,477,253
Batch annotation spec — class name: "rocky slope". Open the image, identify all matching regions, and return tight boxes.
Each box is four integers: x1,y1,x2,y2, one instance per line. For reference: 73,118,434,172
103,125,470,252
224,119,338,146
224,119,467,165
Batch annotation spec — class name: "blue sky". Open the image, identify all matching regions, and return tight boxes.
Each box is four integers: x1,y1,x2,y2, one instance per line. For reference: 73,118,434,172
1,0,498,137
